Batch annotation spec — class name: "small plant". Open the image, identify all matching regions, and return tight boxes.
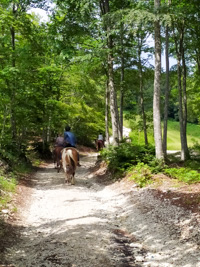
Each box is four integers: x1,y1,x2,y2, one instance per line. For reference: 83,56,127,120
149,158,166,174
0,176,17,211
128,162,153,188
164,167,200,184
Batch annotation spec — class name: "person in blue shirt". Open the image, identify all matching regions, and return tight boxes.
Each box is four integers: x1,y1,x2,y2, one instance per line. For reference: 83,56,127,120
64,125,81,166
64,125,77,147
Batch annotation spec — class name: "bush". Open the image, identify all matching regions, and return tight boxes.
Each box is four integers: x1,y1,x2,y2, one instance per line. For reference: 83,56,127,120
164,167,200,184
148,158,166,174
100,142,155,175
128,163,153,188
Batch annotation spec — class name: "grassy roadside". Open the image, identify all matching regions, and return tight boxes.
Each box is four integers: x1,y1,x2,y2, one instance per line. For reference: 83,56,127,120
0,150,42,214
0,174,17,213
124,117,200,150
0,164,31,213
167,120,200,150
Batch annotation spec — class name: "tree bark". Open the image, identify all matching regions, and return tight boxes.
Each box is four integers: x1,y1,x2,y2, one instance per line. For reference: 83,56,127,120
100,0,119,146
173,22,189,161
153,0,163,159
105,80,110,145
10,3,17,140
119,22,125,141
162,24,170,158
182,46,190,159
138,40,148,146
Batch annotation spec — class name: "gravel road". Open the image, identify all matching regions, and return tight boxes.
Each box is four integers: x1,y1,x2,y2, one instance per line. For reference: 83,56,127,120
1,152,200,267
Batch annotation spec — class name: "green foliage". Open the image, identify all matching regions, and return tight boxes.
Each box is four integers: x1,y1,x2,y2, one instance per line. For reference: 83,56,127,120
128,162,153,188
184,159,200,171
0,141,28,167
148,158,166,174
164,167,200,184
190,140,200,155
32,142,52,160
124,111,154,146
0,175,17,211
0,176,16,193
100,142,155,175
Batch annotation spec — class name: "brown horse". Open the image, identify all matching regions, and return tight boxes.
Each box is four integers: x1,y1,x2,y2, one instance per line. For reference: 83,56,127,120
60,147,79,185
96,140,104,151
52,146,63,171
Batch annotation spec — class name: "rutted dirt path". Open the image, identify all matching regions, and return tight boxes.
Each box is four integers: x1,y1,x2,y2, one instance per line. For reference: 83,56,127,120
1,152,200,267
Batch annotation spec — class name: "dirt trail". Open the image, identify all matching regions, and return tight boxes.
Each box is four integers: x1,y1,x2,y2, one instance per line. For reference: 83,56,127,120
1,152,200,267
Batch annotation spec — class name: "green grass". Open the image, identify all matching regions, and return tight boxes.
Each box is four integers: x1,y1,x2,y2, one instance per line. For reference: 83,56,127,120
167,120,200,150
124,116,200,150
0,175,17,211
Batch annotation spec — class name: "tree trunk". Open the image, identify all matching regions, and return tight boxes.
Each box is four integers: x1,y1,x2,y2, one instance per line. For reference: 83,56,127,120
108,50,119,145
173,23,189,161
182,46,190,159
100,0,119,146
138,43,148,146
162,24,170,158
177,55,186,160
119,22,125,141
105,80,110,145
153,0,163,159
10,5,17,140
195,49,200,73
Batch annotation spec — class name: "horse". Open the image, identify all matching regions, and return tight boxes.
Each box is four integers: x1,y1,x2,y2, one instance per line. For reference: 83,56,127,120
52,146,63,172
60,147,79,185
96,139,104,151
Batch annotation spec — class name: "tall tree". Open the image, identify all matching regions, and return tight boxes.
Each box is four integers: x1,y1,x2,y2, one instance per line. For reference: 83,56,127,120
162,0,171,158
100,0,119,145
153,0,163,159
172,1,190,160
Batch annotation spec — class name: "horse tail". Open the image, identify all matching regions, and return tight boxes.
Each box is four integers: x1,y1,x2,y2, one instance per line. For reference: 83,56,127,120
66,149,77,168
69,156,75,170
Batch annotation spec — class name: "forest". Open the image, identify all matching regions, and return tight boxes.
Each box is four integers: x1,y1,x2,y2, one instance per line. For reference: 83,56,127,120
1,2,200,265
0,0,200,178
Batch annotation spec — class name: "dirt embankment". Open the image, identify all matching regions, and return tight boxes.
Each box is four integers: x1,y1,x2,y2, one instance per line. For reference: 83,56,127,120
0,150,200,267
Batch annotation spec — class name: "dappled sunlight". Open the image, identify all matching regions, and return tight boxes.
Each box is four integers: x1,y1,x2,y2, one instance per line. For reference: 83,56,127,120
2,152,200,267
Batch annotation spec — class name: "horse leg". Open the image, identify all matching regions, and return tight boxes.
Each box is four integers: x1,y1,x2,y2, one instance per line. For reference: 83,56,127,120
58,160,62,173
71,173,75,185
53,150,56,168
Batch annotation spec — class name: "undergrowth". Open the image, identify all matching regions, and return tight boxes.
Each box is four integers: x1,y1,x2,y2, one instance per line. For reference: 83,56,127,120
100,142,155,175
101,141,200,187
128,163,153,188
0,143,40,212
0,174,17,211
163,168,200,184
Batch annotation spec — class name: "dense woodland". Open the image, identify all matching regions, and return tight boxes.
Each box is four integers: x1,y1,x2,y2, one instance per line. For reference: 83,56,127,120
0,0,200,165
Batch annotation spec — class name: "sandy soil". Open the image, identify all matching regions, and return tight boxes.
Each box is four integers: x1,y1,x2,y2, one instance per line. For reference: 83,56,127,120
1,151,200,267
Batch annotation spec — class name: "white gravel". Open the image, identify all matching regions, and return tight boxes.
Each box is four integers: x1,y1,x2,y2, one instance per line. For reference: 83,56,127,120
2,152,200,267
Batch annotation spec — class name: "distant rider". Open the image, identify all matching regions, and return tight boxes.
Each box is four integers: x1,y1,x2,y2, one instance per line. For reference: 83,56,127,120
98,133,104,146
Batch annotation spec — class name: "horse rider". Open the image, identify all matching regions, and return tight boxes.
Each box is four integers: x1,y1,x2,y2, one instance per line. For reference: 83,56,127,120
54,134,65,147
98,133,105,146
64,125,81,166
96,132,105,151
53,134,65,169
